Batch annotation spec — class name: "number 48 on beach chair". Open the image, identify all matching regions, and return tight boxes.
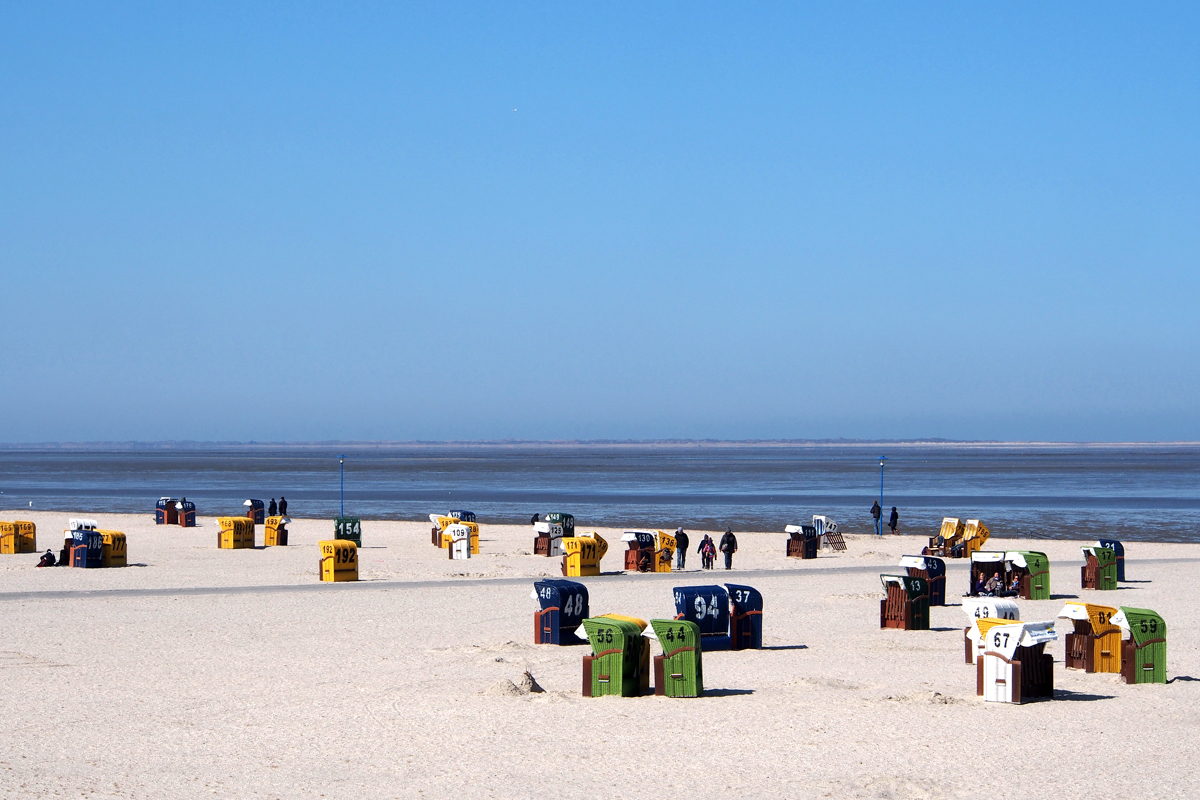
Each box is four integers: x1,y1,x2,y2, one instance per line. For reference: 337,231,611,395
532,579,589,645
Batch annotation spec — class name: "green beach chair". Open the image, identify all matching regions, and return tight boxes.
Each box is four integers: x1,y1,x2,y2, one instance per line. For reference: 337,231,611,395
650,619,703,698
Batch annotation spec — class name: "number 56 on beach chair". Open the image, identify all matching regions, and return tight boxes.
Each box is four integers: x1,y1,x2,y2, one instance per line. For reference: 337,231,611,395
581,616,650,697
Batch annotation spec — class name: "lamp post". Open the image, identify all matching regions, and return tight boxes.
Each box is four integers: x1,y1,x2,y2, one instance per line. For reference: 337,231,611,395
878,455,887,536
339,454,345,518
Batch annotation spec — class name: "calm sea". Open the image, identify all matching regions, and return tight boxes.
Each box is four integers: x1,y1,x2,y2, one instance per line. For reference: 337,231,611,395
1,443,1198,542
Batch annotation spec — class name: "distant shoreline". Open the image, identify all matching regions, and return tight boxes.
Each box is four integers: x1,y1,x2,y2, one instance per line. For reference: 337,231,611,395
1,439,1199,450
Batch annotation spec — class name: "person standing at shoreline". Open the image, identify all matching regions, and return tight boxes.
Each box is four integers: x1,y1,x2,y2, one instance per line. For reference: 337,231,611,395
675,527,689,570
871,501,882,536
279,496,288,516
888,506,899,534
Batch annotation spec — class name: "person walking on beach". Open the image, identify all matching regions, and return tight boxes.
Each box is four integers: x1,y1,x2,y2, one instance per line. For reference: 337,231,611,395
279,496,288,516
268,498,278,517
675,527,689,570
719,529,738,570
871,501,882,536
888,506,899,534
698,535,714,569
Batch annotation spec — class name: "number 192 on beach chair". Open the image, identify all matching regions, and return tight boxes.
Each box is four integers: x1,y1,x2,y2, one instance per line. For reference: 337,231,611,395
319,539,358,582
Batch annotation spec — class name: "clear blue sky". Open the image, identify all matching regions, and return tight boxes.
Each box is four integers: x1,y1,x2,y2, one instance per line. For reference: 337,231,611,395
2,4,1197,442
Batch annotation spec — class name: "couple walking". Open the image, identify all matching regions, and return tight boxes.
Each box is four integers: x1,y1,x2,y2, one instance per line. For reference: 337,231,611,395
870,501,899,535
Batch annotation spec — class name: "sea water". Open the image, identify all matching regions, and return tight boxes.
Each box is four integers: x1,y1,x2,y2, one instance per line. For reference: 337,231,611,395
0,443,1197,542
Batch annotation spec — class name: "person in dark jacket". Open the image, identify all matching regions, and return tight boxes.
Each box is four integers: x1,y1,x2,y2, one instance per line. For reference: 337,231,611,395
871,501,882,536
719,529,738,570
279,496,288,516
530,513,540,525
268,498,278,517
675,528,690,570
888,506,899,534
37,549,56,567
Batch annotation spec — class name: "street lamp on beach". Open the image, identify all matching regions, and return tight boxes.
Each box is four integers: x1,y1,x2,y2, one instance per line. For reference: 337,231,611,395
878,455,887,536
339,454,345,518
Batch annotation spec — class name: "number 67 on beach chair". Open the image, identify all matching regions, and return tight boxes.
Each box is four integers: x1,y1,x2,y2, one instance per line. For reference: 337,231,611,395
977,621,1057,704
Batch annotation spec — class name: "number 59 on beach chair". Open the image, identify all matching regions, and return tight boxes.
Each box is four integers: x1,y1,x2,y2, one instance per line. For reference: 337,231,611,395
1111,607,1167,684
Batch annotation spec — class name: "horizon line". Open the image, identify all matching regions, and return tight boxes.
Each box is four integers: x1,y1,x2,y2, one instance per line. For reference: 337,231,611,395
1,438,1199,449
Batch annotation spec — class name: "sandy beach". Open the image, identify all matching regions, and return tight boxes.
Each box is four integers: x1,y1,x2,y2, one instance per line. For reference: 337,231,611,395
1,511,1197,799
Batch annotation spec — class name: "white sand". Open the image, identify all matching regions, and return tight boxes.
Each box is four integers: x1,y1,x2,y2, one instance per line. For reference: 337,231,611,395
1,510,1197,799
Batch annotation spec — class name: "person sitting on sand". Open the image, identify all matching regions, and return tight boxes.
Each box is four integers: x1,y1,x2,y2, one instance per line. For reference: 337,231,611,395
37,549,56,568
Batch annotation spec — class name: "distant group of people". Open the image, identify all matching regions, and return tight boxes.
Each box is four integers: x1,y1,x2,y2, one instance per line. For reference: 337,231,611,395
871,502,899,536
674,527,738,570
975,570,1021,597
268,497,288,517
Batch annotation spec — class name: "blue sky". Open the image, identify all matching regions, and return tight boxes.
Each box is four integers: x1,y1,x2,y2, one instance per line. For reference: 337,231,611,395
2,4,1197,442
